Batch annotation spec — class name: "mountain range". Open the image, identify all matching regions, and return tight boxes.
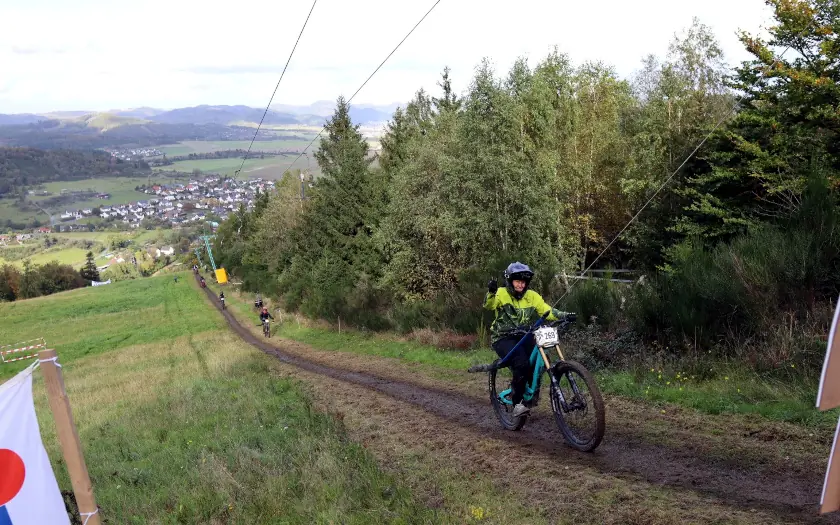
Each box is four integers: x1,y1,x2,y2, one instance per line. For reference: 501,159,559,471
0,101,401,129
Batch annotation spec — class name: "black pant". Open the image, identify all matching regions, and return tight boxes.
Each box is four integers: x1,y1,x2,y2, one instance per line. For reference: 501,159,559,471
492,334,535,405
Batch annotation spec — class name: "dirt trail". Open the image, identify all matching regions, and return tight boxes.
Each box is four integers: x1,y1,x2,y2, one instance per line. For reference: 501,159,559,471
197,276,838,523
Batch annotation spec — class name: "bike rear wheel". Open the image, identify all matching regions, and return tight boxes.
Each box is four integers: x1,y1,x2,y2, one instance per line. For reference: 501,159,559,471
549,360,605,452
489,363,527,431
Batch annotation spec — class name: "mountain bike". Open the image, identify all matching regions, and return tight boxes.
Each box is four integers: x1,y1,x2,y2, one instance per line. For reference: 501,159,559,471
220,296,226,310
262,319,271,338
468,311,605,452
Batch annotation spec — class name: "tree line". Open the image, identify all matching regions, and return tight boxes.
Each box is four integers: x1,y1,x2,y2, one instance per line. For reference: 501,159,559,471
0,147,150,198
0,257,97,301
213,1,840,372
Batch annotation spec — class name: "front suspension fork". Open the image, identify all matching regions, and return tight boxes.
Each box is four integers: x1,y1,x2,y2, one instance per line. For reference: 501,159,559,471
541,344,578,411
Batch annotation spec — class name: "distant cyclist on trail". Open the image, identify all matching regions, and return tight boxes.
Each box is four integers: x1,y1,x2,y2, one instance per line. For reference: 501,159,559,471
259,307,274,323
485,262,572,419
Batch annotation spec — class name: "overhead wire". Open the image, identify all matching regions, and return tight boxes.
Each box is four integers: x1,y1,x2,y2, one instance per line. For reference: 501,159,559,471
232,0,318,181
280,0,443,178
549,41,800,310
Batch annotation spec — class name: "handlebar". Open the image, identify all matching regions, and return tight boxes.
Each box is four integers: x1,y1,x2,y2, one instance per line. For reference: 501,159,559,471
498,313,577,339
468,312,576,373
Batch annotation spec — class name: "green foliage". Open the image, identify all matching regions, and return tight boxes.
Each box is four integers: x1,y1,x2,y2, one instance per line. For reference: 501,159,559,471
676,0,840,243
0,260,86,301
629,173,840,360
560,278,623,329
102,262,141,282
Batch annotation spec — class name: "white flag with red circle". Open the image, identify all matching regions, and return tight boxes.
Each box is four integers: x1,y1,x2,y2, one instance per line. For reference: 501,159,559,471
0,365,70,525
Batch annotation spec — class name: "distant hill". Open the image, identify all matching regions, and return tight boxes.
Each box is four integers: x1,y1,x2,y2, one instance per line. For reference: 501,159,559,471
42,111,93,119
272,100,402,120
0,100,400,149
0,101,401,132
148,105,300,126
0,113,45,126
113,107,165,119
81,113,151,131
0,119,268,150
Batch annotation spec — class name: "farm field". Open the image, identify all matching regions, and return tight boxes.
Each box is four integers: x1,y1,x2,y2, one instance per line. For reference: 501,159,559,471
157,138,318,157
0,275,431,523
0,246,96,269
153,155,314,179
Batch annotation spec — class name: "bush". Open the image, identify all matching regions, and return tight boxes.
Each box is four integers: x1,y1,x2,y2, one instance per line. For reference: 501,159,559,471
559,277,623,329
0,260,86,301
627,203,840,368
300,251,353,321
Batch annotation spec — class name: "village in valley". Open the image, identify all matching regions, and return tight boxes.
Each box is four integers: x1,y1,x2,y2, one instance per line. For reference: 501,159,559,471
52,176,275,231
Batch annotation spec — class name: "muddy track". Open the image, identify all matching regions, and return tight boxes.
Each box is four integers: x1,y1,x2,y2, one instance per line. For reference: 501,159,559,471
198,277,836,523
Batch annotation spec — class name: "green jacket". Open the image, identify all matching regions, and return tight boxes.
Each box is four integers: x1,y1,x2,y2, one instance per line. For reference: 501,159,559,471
484,287,568,345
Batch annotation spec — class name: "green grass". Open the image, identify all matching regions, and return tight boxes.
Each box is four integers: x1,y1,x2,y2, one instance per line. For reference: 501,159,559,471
153,155,313,179
158,139,317,156
2,274,435,523
0,199,42,225
600,368,837,430
0,274,222,379
27,247,91,267
0,244,100,269
51,232,115,242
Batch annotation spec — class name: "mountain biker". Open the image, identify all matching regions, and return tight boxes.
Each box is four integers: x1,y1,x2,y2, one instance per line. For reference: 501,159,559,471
219,291,225,301
259,307,274,323
255,293,263,308
485,261,572,418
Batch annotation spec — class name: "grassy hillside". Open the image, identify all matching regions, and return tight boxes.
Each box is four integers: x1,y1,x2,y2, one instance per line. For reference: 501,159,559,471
0,274,431,522
158,138,318,156
80,113,151,131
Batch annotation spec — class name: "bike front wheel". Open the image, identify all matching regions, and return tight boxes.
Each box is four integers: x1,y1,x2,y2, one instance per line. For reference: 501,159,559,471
549,360,605,452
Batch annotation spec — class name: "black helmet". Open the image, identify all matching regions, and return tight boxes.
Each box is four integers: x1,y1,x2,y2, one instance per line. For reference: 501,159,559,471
504,261,534,299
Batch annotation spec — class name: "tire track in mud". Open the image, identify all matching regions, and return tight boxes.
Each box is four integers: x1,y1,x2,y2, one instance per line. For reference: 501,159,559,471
197,277,837,523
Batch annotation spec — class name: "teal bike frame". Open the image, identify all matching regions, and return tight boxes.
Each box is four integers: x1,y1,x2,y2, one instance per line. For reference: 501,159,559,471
497,342,545,405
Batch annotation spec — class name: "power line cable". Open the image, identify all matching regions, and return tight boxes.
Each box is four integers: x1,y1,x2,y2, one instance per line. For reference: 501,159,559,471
281,0,443,177
550,42,799,309
233,0,318,180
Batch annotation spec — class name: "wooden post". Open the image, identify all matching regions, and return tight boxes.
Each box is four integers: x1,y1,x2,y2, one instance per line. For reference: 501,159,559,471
38,349,101,525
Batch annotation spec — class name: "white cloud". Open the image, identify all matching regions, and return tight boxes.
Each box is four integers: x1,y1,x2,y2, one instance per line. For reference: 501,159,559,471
0,0,775,113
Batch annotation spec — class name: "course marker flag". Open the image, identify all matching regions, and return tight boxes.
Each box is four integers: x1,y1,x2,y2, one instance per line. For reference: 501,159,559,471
0,364,70,524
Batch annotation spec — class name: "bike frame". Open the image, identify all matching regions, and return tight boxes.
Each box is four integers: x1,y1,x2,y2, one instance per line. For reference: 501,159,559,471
494,313,575,411
497,343,547,404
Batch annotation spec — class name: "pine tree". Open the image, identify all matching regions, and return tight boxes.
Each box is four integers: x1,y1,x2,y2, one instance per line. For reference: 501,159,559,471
677,0,840,243
81,251,100,282
432,66,461,113
305,96,380,267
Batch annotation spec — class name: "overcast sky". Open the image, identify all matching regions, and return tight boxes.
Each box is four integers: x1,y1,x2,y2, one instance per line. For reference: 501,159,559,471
0,0,775,114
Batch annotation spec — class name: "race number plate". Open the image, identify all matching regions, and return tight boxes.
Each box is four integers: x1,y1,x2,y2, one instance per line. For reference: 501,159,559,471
534,326,559,347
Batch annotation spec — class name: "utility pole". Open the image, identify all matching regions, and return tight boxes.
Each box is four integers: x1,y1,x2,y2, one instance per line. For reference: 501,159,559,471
199,235,217,271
